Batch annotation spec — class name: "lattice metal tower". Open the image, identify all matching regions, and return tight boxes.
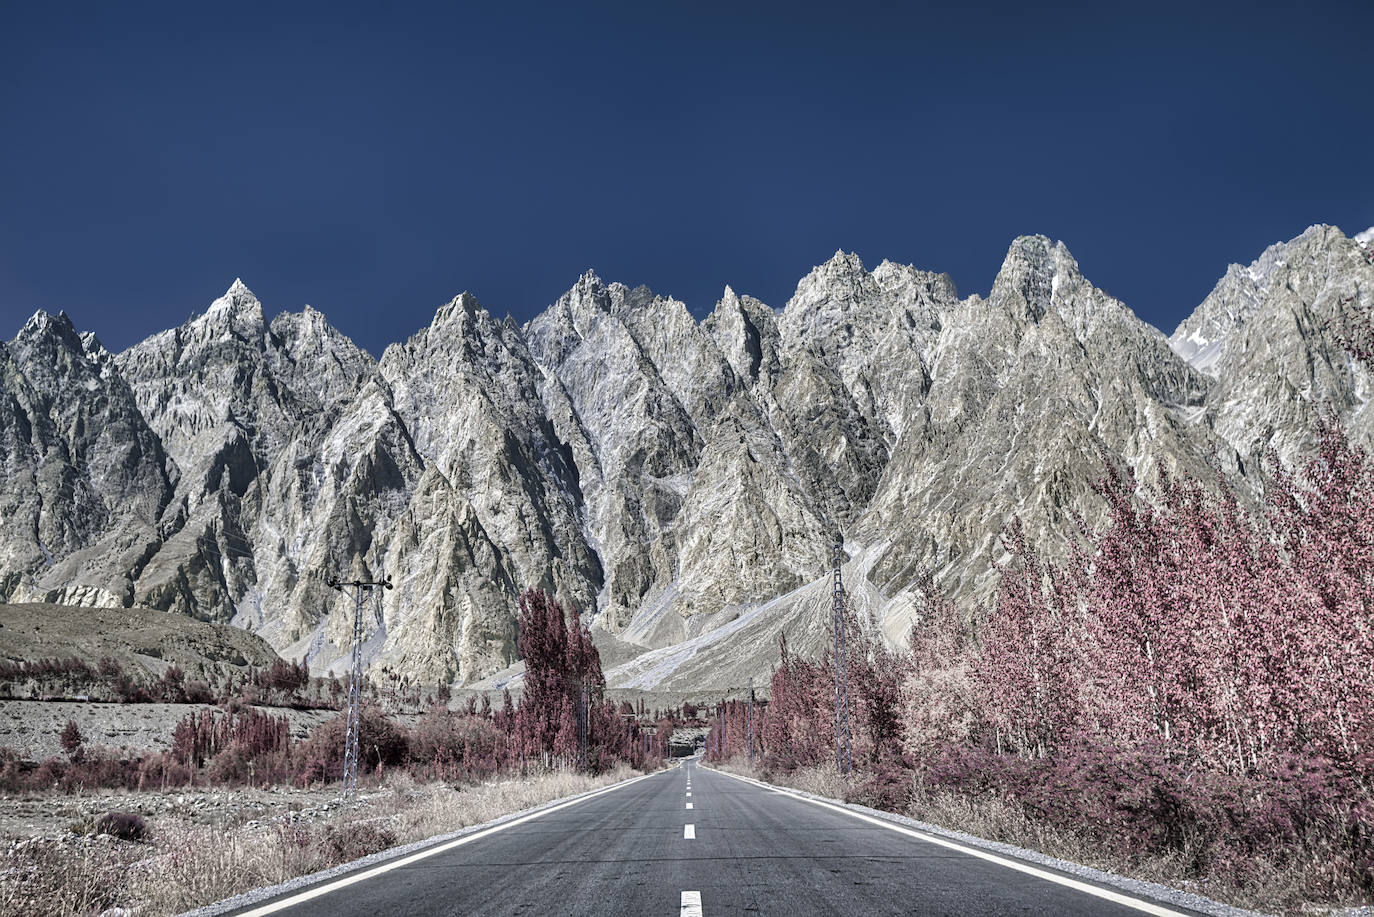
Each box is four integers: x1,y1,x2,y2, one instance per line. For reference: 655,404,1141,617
831,541,853,775
328,574,392,799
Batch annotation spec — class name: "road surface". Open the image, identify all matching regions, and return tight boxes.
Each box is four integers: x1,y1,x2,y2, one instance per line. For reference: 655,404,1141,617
222,757,1214,917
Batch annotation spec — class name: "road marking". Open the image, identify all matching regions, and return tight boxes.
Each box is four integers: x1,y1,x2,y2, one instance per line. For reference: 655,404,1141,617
684,824,695,839
686,802,693,809
226,770,661,916
712,769,1197,917
686,791,691,796
680,890,703,917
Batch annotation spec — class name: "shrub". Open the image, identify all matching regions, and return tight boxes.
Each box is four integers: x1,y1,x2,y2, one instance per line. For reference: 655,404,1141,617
323,822,398,861
297,706,408,784
136,752,192,791
60,720,84,761
94,811,147,842
258,658,310,696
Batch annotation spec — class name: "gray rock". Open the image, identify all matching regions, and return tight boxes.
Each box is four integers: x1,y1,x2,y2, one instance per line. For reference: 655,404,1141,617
3,225,1369,690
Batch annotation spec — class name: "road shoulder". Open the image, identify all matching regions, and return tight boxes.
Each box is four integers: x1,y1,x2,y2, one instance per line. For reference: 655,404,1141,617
181,765,673,917
707,765,1265,917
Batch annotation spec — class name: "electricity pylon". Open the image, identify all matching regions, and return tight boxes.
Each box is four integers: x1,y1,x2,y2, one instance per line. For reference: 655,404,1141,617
327,574,392,799
831,541,853,775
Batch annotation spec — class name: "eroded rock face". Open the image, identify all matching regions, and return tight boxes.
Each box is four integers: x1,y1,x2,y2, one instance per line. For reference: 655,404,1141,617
2,224,1370,689
852,236,1220,644
375,292,602,680
1169,224,1374,465
0,312,173,607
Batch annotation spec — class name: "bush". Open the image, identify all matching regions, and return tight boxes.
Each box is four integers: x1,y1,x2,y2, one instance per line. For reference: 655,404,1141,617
323,822,398,861
60,721,84,761
94,811,147,842
297,706,408,784
409,708,502,774
847,756,914,812
136,752,191,791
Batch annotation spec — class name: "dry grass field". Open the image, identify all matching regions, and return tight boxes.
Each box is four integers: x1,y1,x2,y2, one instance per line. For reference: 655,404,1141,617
1,765,644,917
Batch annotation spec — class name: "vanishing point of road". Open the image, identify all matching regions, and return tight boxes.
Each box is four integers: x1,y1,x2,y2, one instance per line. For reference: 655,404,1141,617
221,757,1213,917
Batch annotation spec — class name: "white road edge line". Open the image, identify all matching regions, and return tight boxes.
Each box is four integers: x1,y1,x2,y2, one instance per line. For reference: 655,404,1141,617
712,769,1194,917
229,770,661,916
680,890,703,917
684,824,696,839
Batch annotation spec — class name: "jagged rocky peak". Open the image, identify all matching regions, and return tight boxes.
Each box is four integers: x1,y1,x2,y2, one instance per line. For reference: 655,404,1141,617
119,279,372,475
200,278,268,341
779,249,953,364
773,250,954,447
1167,224,1374,464
10,310,92,388
381,287,601,627
1170,224,1362,375
17,307,78,339
0,306,174,608
985,234,1088,324
872,259,958,306
78,330,109,359
986,235,1207,410
267,304,377,416
5,223,1371,691
779,250,882,352
703,285,781,387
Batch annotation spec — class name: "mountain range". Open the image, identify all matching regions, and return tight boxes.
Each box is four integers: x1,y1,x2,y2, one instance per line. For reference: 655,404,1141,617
2,224,1370,692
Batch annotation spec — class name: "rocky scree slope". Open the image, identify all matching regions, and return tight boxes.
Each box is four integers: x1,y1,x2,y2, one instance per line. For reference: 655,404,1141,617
1,226,1370,690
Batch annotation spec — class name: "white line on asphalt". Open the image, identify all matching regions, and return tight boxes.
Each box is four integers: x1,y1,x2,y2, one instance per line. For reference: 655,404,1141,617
686,802,693,809
686,792,691,796
680,890,703,917
684,824,695,839
228,770,662,916
712,769,1196,917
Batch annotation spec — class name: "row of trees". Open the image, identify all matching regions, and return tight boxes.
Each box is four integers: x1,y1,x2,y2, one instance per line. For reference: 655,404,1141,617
0,653,336,709
3,589,669,794
966,426,1373,773
706,419,1374,896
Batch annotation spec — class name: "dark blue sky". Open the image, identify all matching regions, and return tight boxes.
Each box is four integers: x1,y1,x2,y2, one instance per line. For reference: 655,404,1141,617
3,0,1371,356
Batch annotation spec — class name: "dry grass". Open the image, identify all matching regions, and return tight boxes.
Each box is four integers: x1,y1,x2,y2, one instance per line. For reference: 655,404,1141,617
708,758,1338,916
902,790,1336,915
1,765,645,917
714,757,853,800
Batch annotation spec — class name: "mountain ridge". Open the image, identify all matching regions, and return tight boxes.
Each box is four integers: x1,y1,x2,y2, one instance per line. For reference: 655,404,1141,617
2,224,1370,690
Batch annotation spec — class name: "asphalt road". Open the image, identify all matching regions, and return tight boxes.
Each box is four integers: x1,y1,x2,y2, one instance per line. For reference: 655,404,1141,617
223,758,1213,917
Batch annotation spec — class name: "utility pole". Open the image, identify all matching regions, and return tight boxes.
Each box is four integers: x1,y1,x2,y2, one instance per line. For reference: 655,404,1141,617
327,574,393,799
747,677,755,765
831,541,853,775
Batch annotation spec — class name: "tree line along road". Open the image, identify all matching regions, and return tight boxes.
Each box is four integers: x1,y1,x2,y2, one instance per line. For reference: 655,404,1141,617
214,757,1225,917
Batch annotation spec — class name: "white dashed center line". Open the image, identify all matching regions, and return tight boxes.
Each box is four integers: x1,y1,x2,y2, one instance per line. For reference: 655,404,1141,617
681,890,703,916
686,802,693,809
684,824,695,839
